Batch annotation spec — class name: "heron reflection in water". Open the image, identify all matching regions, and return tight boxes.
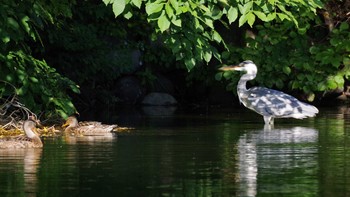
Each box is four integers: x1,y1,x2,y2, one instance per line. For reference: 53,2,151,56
237,126,319,196
219,60,319,125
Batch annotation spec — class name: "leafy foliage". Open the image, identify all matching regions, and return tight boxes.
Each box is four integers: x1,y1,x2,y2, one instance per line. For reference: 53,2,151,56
104,0,323,71
104,0,350,102
217,11,350,101
0,0,79,118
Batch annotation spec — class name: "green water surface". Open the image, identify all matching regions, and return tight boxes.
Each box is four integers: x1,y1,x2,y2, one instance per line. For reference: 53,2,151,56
0,106,350,197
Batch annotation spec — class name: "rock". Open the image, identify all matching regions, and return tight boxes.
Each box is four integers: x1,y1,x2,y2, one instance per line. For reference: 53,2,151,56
151,74,175,95
141,92,177,106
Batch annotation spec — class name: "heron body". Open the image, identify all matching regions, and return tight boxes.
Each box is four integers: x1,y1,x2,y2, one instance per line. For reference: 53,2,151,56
0,120,43,148
62,116,117,137
220,60,319,125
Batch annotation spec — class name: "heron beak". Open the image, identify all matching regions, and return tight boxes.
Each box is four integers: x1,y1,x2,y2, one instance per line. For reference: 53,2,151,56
219,65,241,71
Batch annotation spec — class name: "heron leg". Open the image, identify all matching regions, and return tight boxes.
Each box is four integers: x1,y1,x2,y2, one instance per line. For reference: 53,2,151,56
263,116,274,125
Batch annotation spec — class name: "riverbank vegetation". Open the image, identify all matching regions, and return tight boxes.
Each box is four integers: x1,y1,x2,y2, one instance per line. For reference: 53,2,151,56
1,0,349,119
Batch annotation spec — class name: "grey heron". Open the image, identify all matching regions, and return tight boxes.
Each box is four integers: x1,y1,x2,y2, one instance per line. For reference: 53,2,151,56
219,60,319,125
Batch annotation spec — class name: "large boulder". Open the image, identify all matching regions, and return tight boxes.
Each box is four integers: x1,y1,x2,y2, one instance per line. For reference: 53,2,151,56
141,92,177,106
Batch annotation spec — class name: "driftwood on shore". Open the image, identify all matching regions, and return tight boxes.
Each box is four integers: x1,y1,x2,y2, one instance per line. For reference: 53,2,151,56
0,81,38,133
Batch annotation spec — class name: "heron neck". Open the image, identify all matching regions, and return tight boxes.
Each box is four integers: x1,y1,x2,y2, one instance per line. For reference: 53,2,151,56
237,73,256,92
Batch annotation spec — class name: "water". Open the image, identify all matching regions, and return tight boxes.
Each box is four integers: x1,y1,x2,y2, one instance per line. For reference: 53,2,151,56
1,106,350,196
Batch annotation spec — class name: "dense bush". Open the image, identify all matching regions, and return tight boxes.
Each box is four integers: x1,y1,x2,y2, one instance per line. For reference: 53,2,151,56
0,0,79,118
217,0,349,101
103,0,323,70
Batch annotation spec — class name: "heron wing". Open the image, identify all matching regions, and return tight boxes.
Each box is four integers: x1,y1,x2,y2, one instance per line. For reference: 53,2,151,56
243,87,318,118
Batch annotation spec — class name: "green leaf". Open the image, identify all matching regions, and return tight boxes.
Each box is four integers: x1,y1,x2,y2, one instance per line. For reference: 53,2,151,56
282,66,291,75
297,27,307,34
20,16,31,34
208,5,223,20
223,71,232,79
309,46,319,54
343,57,350,66
102,0,112,5
215,72,223,81
213,48,221,62
165,3,174,19
171,18,182,27
330,38,339,46
265,12,276,21
307,93,315,102
277,13,289,21
205,18,214,28
239,2,253,14
327,78,337,89
212,30,222,43
227,7,238,24
292,81,300,89
29,77,39,83
239,13,248,27
158,12,171,32
69,84,80,94
253,11,267,21
124,11,133,19
169,0,179,10
146,2,164,15
317,82,327,91
334,75,344,84
247,12,255,27
7,17,19,30
194,18,202,30
131,0,142,8
340,22,349,31
111,0,126,17
203,50,212,63
2,36,10,43
185,58,196,71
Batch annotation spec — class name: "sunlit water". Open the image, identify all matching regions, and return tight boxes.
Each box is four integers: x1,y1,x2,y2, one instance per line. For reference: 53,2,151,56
1,106,350,196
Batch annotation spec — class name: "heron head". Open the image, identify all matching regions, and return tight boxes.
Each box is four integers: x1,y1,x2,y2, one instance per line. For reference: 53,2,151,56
219,60,257,74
